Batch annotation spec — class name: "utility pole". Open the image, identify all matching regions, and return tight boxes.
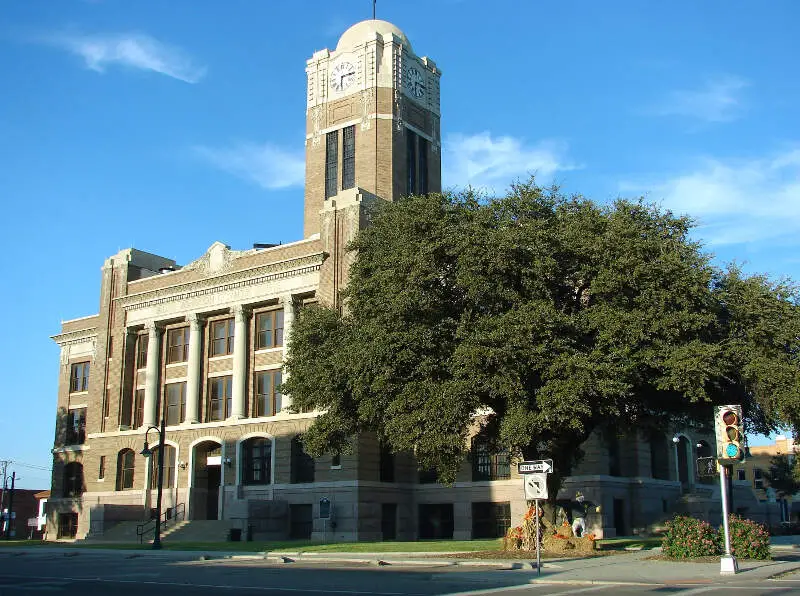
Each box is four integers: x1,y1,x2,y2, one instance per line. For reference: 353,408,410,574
4,472,15,539
0,460,9,535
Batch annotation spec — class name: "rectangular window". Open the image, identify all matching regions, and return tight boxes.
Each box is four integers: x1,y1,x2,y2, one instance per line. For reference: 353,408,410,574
754,468,764,490
165,382,186,426
379,444,395,482
342,125,355,190
419,135,429,194
325,130,339,199
65,408,86,445
471,502,511,539
98,456,106,480
134,389,145,428
57,512,79,539
69,362,90,393
254,370,282,417
166,327,190,363
256,310,284,349
737,469,746,481
136,333,148,369
210,319,234,357
406,129,417,195
207,376,233,421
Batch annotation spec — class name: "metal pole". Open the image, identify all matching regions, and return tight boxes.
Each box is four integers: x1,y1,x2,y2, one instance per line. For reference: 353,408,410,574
152,416,166,549
535,499,541,576
719,464,738,574
4,472,15,539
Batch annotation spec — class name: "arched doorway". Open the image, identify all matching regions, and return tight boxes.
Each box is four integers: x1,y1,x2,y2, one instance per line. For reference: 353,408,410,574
191,440,222,520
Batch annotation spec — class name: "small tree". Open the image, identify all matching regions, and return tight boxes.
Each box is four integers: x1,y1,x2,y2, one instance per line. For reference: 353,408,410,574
768,454,800,499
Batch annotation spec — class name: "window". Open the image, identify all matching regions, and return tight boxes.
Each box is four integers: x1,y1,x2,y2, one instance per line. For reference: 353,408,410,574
65,408,86,445
472,502,511,539
405,129,430,196
134,389,145,428
98,456,106,480
62,462,84,497
342,125,355,190
150,445,176,489
325,130,339,199
471,436,510,481
207,376,232,421
242,437,272,485
57,512,79,539
210,319,234,357
69,362,90,392
331,452,341,468
256,310,284,349
136,333,148,369
754,468,764,490
379,444,395,482
737,469,746,481
166,327,189,363
165,382,186,426
254,370,282,417
116,449,135,490
290,436,315,483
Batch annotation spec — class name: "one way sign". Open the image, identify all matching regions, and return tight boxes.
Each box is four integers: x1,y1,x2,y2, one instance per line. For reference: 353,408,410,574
518,459,553,474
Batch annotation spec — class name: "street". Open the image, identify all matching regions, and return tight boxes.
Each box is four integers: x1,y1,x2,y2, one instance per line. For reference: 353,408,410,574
1,550,800,595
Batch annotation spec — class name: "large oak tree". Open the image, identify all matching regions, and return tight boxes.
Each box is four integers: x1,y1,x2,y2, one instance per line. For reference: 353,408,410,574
283,181,800,493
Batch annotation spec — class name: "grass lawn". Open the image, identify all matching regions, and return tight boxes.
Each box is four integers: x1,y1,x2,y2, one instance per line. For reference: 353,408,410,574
0,536,661,554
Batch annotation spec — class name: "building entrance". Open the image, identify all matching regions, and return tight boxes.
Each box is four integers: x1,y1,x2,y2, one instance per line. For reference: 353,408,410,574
191,441,222,520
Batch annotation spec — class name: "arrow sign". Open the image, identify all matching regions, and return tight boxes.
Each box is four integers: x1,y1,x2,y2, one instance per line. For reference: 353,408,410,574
524,473,549,500
518,459,553,474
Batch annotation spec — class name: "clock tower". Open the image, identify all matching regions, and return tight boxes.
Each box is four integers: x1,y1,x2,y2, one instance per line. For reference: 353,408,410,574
303,20,442,239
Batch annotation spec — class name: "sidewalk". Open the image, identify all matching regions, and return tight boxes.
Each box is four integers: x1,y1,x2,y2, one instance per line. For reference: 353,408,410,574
2,543,800,587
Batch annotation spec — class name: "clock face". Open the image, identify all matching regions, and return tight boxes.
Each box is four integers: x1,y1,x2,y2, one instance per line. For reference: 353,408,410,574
406,66,426,98
330,61,356,92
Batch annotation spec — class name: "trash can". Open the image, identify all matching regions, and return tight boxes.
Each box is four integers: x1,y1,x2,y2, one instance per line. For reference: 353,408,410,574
228,528,242,542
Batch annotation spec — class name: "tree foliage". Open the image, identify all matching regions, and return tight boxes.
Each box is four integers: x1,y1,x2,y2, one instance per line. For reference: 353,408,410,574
283,180,800,490
768,454,800,498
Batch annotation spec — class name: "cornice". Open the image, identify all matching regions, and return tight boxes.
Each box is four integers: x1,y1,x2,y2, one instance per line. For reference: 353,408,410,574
116,253,325,312
51,328,99,346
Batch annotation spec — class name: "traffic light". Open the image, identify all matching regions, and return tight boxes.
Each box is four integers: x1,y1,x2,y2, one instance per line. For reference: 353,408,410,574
715,405,744,462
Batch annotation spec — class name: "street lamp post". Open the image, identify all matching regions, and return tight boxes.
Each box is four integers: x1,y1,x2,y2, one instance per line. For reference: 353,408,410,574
141,414,166,550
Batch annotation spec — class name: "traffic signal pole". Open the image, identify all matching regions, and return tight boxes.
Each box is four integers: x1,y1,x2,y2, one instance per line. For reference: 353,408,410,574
719,464,738,574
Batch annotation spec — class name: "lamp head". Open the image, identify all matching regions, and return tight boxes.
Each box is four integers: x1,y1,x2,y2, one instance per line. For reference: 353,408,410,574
672,436,680,444
140,441,152,457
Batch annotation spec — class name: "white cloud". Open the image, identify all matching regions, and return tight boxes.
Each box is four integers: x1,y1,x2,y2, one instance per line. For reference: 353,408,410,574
443,132,578,192
653,76,749,123
194,142,305,190
49,32,205,83
622,149,800,246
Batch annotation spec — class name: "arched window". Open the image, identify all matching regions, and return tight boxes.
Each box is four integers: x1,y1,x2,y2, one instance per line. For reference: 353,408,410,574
290,436,315,484
242,437,272,485
150,445,177,489
471,435,510,481
649,431,670,480
116,449,135,490
63,462,84,497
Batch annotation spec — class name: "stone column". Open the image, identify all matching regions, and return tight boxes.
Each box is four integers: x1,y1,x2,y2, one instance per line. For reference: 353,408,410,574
184,314,203,424
280,294,295,411
143,321,161,427
231,305,249,419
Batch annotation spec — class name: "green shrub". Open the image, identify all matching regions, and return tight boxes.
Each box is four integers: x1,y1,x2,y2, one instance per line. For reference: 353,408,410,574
725,515,771,560
662,515,719,558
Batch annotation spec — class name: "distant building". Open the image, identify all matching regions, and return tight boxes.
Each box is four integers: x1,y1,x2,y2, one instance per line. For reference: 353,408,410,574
1,488,45,539
48,18,725,542
731,436,798,523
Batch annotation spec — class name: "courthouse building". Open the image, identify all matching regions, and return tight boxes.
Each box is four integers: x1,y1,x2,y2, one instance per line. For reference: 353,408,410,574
48,19,719,542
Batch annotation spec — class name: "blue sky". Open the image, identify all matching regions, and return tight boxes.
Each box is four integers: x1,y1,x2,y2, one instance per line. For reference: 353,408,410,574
1,1,798,488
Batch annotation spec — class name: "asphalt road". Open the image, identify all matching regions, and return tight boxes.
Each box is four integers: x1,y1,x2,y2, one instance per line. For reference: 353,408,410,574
1,550,799,595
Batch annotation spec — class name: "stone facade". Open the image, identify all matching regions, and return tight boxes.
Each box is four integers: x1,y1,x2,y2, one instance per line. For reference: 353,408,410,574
47,19,730,543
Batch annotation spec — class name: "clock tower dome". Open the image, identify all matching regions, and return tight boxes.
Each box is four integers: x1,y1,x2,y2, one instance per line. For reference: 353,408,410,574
303,19,442,238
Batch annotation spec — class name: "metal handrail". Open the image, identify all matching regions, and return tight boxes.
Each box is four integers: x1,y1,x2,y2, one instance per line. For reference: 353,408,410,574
136,502,185,544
